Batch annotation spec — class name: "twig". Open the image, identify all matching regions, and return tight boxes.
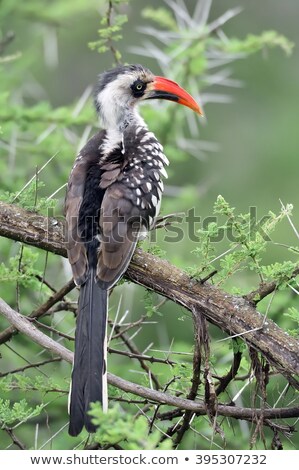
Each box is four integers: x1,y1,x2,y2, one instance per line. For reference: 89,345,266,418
11,153,58,203
110,397,149,405
245,267,299,304
111,315,147,339
47,301,77,315
200,269,218,284
32,319,74,341
107,1,122,65
172,312,205,445
109,320,161,390
0,278,75,345
216,349,243,395
108,347,176,365
149,376,180,432
4,426,26,450
0,298,73,362
0,357,62,377
16,243,24,312
35,273,56,293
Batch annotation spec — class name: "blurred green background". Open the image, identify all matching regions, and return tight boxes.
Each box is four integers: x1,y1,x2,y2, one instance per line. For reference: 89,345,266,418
0,0,298,450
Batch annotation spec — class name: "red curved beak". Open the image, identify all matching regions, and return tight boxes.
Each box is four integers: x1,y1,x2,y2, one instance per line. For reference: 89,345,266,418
147,76,203,116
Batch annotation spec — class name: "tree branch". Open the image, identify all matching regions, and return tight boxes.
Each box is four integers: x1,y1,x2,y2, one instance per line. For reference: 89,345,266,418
0,201,298,386
0,276,75,345
0,202,299,388
0,296,298,423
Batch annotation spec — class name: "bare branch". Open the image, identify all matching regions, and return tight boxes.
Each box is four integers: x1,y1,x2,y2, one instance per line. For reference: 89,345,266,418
1,297,298,424
0,277,75,345
109,318,161,390
245,269,299,304
108,347,176,365
4,426,26,450
0,357,62,377
0,297,73,363
216,348,243,395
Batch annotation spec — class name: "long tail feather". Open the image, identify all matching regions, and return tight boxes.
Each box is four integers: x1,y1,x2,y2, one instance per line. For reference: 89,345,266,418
68,269,108,436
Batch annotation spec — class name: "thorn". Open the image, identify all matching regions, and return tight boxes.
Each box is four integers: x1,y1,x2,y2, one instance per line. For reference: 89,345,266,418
199,270,218,284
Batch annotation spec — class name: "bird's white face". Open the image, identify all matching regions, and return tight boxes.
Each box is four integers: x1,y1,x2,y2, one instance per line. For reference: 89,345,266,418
95,69,154,131
94,64,202,134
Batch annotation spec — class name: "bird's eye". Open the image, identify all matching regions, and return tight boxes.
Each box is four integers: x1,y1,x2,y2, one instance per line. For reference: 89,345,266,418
131,80,146,97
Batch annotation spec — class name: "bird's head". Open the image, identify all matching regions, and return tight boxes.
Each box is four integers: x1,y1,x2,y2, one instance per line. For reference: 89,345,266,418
94,64,202,131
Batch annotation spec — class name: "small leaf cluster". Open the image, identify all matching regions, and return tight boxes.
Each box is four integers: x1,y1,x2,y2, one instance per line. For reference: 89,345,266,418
0,374,62,395
0,246,42,288
219,31,294,56
2,180,57,212
0,398,44,428
88,1,128,63
90,404,172,449
284,307,299,337
190,196,298,287
143,290,158,318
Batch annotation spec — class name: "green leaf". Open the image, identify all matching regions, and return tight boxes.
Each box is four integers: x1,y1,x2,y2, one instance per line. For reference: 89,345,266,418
90,404,172,449
142,7,177,31
220,31,294,57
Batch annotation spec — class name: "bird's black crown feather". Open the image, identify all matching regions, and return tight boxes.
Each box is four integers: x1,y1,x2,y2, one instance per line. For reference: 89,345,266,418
93,64,152,112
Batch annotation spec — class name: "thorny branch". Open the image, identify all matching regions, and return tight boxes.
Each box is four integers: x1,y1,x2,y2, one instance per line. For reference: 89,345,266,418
0,201,298,381
0,276,75,345
108,318,161,390
0,201,299,444
169,311,206,446
0,296,298,427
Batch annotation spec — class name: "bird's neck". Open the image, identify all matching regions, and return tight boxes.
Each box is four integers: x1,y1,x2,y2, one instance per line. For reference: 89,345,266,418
100,104,146,133
100,106,147,155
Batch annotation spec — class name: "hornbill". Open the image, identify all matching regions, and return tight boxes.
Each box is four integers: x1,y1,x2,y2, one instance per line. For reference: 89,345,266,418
65,64,202,436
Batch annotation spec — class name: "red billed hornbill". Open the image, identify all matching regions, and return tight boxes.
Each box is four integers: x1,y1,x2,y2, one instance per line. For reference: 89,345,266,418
65,64,202,436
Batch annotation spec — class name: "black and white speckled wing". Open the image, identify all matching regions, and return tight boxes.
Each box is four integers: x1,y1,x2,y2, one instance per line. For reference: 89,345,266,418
96,124,168,288
119,124,169,227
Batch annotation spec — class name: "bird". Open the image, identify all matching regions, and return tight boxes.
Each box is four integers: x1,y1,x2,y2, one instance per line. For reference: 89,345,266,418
65,64,202,436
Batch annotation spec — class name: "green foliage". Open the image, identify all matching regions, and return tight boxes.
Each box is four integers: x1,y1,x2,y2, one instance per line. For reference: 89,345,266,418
143,290,157,317
284,307,299,337
2,180,57,212
88,1,128,62
0,398,44,428
90,404,172,449
0,374,63,395
231,338,247,354
0,0,103,25
171,362,193,396
142,7,177,31
0,96,94,128
145,243,166,259
220,31,294,56
190,196,298,288
0,246,42,287
260,261,297,287
0,0,298,452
